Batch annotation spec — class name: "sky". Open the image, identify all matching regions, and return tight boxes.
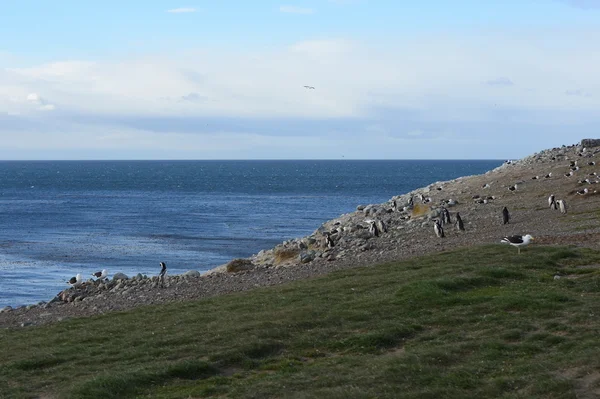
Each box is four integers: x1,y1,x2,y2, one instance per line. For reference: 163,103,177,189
1,0,599,160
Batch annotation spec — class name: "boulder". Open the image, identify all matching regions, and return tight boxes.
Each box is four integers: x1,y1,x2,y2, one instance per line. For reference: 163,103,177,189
581,138,600,148
112,272,128,281
183,270,201,278
299,251,316,264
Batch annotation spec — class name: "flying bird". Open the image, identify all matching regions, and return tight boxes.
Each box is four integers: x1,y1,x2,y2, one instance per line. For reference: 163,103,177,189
303,85,315,89
500,234,534,254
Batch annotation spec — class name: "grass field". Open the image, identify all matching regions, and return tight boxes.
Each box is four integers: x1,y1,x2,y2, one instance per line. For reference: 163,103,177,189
1,245,599,398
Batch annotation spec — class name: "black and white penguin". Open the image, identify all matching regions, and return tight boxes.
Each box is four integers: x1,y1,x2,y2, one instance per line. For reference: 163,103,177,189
548,194,556,210
557,199,567,214
158,262,167,287
433,220,445,238
368,220,379,237
455,212,465,231
324,232,335,248
441,207,451,225
502,207,510,224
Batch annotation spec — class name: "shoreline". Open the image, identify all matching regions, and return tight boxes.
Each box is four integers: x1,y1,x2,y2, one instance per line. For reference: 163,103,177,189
2,141,600,328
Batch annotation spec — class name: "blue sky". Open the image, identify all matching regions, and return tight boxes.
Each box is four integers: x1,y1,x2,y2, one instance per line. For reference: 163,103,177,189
1,0,599,159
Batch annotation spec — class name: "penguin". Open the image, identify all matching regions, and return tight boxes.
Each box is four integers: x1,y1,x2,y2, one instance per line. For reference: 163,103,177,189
433,220,445,238
502,207,510,224
158,262,167,287
324,232,335,248
455,212,465,231
368,220,379,237
557,199,567,214
441,207,451,225
377,219,387,234
548,194,557,210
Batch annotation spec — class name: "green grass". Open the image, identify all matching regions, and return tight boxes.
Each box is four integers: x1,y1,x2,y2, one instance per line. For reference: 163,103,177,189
1,245,600,398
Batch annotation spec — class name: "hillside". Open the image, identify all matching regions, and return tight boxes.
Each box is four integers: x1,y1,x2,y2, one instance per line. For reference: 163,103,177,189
1,140,599,330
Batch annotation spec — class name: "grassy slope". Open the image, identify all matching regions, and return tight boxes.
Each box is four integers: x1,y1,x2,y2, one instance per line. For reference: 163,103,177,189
1,245,599,399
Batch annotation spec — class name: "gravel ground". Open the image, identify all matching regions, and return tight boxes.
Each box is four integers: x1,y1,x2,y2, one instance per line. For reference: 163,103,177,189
2,143,599,329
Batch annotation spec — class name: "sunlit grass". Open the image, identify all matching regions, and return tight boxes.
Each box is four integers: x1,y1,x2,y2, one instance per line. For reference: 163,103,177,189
1,245,599,398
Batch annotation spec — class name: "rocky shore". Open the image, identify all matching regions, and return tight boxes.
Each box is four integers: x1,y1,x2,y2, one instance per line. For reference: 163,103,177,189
2,140,600,329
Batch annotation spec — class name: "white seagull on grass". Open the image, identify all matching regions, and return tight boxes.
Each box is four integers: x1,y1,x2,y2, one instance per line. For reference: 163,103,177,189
500,234,534,254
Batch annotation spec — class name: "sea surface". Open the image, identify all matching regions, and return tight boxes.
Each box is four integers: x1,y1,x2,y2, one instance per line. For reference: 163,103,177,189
0,160,503,308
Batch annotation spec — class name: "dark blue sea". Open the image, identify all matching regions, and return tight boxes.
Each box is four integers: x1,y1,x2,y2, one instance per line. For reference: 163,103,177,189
0,160,502,307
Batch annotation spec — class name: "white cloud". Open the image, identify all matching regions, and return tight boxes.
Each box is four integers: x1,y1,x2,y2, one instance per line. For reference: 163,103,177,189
279,5,314,14
166,7,197,13
2,30,600,159
24,92,56,111
26,93,41,103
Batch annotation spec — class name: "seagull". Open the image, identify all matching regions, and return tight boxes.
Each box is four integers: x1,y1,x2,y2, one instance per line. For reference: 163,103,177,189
66,273,83,288
91,269,108,280
303,85,315,89
500,234,534,254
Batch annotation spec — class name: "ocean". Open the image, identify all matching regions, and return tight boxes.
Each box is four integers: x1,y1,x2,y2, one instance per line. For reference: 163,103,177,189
0,160,502,307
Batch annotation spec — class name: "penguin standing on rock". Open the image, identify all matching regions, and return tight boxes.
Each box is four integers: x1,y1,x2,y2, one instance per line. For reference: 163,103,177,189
368,220,380,237
158,262,167,287
502,207,510,225
324,232,335,248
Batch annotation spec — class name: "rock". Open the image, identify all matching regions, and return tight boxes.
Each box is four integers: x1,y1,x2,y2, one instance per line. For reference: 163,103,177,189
299,251,316,263
226,258,255,273
581,138,600,148
183,270,201,278
113,272,129,281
